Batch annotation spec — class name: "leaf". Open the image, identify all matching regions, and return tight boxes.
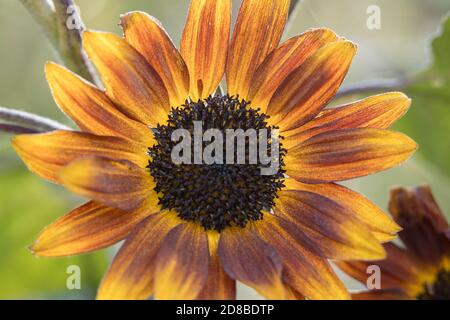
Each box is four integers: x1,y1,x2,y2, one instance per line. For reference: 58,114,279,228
395,14,450,177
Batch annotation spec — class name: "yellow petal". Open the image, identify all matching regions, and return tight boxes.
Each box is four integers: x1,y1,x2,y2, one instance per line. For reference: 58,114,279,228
59,157,155,211
154,223,210,300
254,215,350,300
121,12,190,106
97,212,181,300
283,179,401,242
45,62,153,145
267,41,357,131
196,232,236,300
31,201,157,257
218,226,286,299
12,130,148,184
275,189,386,260
181,0,231,100
286,128,418,183
226,0,289,98
283,92,411,149
83,31,169,127
248,28,338,112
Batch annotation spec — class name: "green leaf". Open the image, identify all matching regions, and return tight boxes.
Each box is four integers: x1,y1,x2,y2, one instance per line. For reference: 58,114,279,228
0,169,108,299
395,14,450,177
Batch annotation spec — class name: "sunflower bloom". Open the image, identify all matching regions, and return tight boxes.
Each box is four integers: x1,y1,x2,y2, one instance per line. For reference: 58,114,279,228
338,186,450,300
12,0,417,300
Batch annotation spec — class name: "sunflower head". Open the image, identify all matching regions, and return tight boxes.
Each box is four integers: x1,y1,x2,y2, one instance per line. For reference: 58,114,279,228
11,0,418,300
339,185,450,300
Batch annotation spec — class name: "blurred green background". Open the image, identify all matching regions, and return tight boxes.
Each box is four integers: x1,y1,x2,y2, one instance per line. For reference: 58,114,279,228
0,0,449,299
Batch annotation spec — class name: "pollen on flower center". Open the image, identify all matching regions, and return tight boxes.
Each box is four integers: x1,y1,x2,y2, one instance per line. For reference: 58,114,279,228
417,269,450,300
147,95,286,231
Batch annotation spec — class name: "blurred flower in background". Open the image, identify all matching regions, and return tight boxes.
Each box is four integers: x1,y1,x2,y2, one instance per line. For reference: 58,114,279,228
338,185,450,300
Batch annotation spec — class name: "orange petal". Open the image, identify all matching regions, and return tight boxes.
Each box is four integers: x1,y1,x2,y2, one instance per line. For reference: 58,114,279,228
121,12,190,106
83,31,169,127
45,62,153,145
286,128,418,183
254,215,350,300
12,130,148,184
226,0,289,98
59,157,156,211
351,290,410,300
283,92,411,149
275,189,386,260
196,232,236,300
283,179,401,243
218,226,285,299
154,223,210,300
337,243,420,292
248,28,338,113
180,0,231,100
31,201,157,257
97,212,181,300
267,41,357,131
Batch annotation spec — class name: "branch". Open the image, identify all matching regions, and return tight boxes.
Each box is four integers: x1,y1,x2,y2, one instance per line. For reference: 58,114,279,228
0,106,71,133
289,0,301,18
0,123,41,135
335,78,410,99
19,0,99,84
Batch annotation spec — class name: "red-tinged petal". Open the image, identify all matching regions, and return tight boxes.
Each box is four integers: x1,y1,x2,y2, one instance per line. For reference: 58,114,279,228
12,130,148,184
180,0,231,100
97,212,181,300
59,157,156,211
286,128,418,183
275,189,386,260
154,223,210,300
196,232,236,300
83,31,169,127
121,12,190,106
31,201,158,257
283,179,401,243
248,28,338,112
218,226,286,300
254,215,350,300
351,289,411,300
283,92,411,149
45,62,153,145
226,0,290,98
389,186,450,265
266,41,357,131
337,243,421,294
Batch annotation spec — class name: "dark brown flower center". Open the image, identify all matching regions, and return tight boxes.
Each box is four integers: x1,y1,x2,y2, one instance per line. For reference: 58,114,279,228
417,268,450,300
147,95,286,231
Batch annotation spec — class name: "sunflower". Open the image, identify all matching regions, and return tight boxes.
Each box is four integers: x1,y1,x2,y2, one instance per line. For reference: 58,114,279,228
338,186,450,300
11,0,417,300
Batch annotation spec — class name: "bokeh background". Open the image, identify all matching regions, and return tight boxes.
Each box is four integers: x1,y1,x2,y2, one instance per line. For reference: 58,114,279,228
0,0,449,299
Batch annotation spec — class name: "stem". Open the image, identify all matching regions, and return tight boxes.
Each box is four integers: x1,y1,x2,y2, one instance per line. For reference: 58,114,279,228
335,78,410,99
289,0,301,17
19,0,99,85
0,106,71,132
0,123,41,135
